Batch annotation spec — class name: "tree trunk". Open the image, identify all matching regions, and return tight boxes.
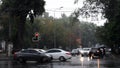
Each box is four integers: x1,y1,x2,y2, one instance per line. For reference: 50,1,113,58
13,15,26,50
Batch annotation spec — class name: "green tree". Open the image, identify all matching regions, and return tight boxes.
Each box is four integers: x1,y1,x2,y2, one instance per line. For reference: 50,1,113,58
75,0,120,48
0,10,98,50
0,0,45,49
0,14,9,40
79,22,97,47
86,0,120,47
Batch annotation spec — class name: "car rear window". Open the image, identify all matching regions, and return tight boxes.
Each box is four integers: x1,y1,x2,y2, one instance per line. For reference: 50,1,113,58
46,50,61,53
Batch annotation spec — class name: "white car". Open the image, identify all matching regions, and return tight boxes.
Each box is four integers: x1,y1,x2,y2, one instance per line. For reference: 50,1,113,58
80,48,91,55
45,48,72,61
71,49,80,56
77,48,83,53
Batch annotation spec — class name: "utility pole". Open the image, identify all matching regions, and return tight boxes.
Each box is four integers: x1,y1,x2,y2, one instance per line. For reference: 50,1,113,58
53,7,63,48
8,13,11,41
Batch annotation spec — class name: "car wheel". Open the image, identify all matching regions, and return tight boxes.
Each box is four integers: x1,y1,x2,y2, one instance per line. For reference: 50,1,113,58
59,56,66,61
37,60,42,63
18,58,26,63
47,57,52,62
50,57,53,60
42,57,48,62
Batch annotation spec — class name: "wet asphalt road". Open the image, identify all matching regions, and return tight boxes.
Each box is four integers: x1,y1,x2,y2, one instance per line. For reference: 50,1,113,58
0,53,120,68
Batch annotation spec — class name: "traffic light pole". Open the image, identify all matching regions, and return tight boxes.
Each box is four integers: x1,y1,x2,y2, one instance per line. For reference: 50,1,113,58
32,32,40,48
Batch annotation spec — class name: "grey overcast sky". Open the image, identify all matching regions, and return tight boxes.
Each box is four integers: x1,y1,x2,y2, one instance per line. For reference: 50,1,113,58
44,0,106,26
44,0,84,17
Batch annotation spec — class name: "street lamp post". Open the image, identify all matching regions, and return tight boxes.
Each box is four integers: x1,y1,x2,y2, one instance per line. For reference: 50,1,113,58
46,7,75,48
53,7,63,48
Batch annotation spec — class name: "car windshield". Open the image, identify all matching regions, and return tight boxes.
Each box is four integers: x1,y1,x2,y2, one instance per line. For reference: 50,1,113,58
0,0,119,68
72,49,78,52
83,48,91,51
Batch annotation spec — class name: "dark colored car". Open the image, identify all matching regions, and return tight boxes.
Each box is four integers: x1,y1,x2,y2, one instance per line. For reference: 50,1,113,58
13,49,52,63
88,48,103,59
71,49,80,56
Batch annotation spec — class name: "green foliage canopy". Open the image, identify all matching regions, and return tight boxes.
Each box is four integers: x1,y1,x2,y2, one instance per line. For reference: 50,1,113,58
81,0,120,48
0,0,45,49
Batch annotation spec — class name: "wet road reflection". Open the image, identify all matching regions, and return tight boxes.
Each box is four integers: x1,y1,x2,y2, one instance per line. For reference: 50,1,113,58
97,59,100,68
0,55,120,68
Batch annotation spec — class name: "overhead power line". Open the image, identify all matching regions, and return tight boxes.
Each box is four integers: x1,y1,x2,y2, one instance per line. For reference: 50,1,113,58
45,9,74,12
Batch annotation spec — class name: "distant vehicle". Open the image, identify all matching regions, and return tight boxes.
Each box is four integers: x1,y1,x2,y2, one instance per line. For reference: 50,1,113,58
77,48,83,54
80,48,91,56
105,48,111,53
45,48,72,61
13,49,52,63
88,48,103,59
71,49,80,56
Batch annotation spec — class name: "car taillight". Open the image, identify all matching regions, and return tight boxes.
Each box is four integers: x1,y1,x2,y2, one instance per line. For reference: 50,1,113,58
66,52,71,55
13,52,17,58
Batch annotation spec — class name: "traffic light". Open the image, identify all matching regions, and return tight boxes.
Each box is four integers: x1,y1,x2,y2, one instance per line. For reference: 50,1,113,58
35,32,39,38
32,32,40,42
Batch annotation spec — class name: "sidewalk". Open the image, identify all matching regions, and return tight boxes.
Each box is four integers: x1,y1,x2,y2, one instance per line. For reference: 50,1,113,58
0,53,12,60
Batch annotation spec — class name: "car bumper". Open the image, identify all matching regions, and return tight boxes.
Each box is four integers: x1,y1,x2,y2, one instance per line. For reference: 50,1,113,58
65,55,72,59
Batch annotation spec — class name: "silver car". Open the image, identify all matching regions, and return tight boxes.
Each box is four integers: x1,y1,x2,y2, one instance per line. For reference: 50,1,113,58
13,49,52,63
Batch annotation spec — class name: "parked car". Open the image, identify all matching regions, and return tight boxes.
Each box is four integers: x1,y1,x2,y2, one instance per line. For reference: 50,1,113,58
13,49,52,63
80,48,91,56
88,48,103,59
71,49,80,56
105,48,111,54
45,48,72,61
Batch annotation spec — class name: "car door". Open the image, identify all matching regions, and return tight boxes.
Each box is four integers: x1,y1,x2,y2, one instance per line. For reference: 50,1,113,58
28,50,41,61
46,50,61,59
19,50,32,61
